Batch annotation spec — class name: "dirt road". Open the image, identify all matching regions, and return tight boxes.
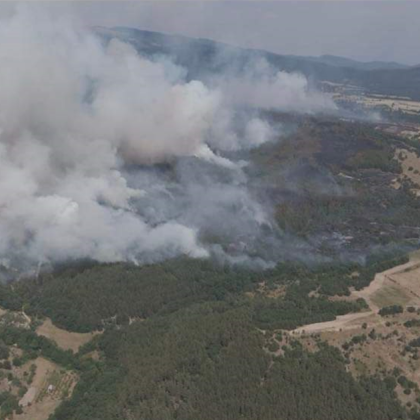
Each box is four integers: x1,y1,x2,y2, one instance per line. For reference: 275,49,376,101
292,260,420,335
293,311,376,334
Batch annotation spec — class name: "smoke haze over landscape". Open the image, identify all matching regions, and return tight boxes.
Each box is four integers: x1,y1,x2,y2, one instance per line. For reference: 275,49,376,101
0,6,337,270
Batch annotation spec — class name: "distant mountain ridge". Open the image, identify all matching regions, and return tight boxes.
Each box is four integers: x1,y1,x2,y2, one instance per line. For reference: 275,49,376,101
303,54,409,71
96,27,420,100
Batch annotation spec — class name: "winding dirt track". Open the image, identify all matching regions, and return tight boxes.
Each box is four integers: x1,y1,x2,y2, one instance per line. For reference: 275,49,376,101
292,311,376,335
292,260,420,335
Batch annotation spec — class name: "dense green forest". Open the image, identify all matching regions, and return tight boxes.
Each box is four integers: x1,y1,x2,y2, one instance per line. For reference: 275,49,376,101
51,302,405,420
0,251,412,419
2,253,406,333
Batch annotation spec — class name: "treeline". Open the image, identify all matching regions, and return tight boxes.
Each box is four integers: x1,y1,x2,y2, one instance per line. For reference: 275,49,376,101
0,252,411,419
266,253,409,296
251,293,365,330
2,252,408,335
379,305,404,317
0,283,23,312
12,259,259,332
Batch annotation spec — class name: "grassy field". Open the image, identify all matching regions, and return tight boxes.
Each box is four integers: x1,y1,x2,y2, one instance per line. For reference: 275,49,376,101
370,284,411,308
36,319,98,353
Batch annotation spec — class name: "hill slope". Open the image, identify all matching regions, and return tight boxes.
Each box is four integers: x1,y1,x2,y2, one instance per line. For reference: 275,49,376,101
96,27,420,100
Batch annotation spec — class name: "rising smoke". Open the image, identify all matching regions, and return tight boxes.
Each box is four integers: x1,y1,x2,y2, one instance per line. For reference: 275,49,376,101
0,7,337,271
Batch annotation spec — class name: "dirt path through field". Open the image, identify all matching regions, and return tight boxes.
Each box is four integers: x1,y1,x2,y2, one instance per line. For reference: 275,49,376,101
292,259,420,335
353,260,420,312
18,357,57,407
293,311,377,334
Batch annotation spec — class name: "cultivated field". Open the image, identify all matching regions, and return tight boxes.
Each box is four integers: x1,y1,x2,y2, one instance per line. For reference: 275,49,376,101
360,95,420,116
322,81,420,118
15,357,77,420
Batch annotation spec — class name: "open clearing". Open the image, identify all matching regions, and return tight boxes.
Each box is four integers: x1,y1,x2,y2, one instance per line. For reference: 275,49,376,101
292,311,377,335
36,318,98,352
353,259,420,312
291,253,420,407
294,256,420,335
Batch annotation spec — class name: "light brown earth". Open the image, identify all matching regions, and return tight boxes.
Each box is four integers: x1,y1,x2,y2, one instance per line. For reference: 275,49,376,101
36,318,98,352
361,96,420,115
16,358,61,420
292,311,377,335
19,358,56,407
354,260,420,312
293,257,420,335
324,82,420,117
290,253,420,407
16,399,61,420
15,357,77,420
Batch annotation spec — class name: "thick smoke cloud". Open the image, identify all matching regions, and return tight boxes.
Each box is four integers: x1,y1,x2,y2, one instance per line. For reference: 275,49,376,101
0,7,336,270
210,58,337,114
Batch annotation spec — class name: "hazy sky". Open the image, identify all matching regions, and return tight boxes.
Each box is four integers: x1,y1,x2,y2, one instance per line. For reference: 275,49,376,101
1,1,419,65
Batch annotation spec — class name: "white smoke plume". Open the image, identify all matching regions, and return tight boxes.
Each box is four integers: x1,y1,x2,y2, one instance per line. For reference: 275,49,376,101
0,7,337,269
223,70,337,113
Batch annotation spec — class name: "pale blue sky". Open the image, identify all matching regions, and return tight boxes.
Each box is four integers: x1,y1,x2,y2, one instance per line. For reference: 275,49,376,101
2,2,419,65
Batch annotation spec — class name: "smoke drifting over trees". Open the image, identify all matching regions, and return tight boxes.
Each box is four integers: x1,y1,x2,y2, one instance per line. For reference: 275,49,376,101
0,7,337,270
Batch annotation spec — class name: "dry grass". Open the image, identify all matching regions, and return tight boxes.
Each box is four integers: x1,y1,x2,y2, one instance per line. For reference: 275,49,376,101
331,86,420,116
291,256,420,407
370,284,410,308
292,311,376,335
293,258,420,336
362,96,420,115
36,318,98,353
393,149,420,195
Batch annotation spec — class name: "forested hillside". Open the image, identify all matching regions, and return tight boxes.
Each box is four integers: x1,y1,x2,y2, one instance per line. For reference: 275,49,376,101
51,303,405,420
2,115,420,419
0,252,412,419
